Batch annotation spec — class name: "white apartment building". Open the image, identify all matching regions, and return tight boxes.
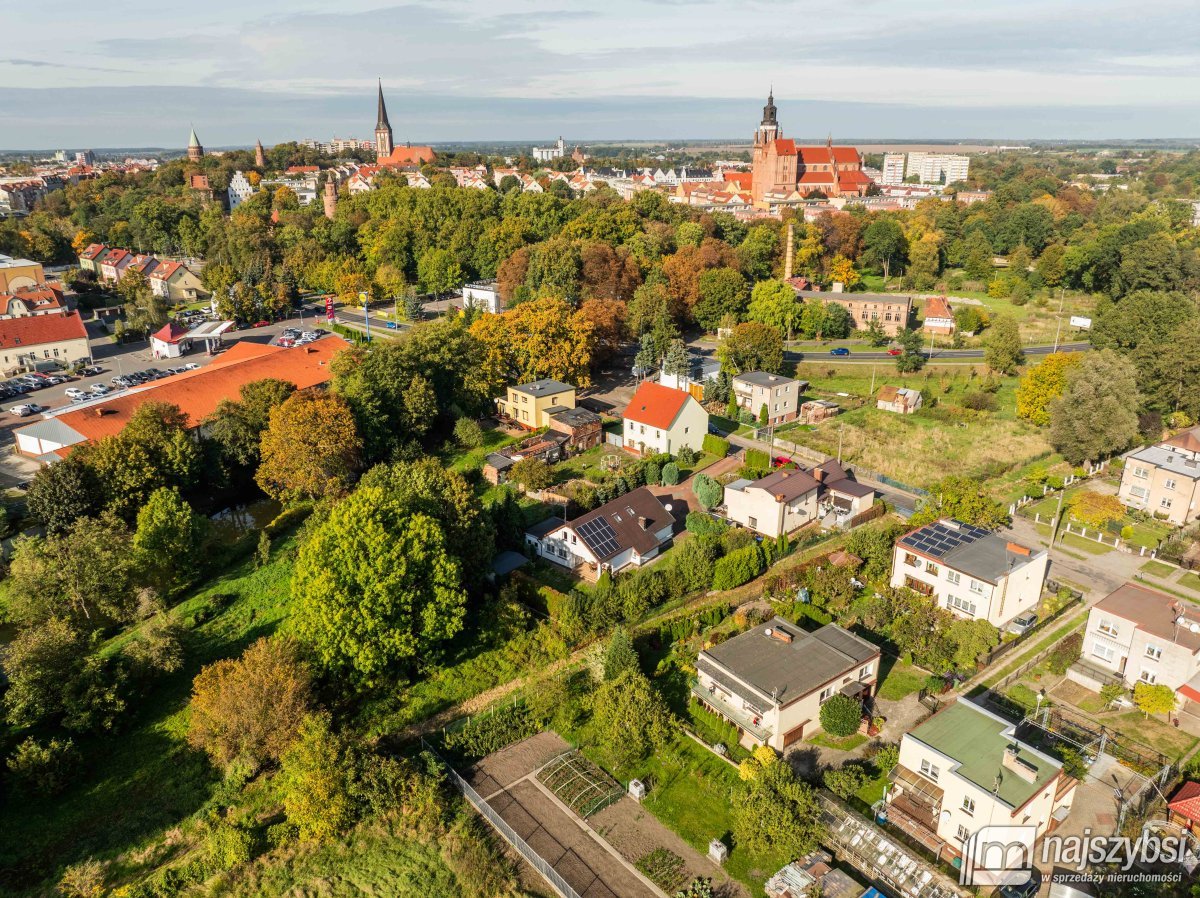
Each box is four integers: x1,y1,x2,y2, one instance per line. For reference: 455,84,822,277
887,698,1075,861
532,137,566,162
890,519,1047,627
227,171,255,210
881,153,907,185
905,152,970,185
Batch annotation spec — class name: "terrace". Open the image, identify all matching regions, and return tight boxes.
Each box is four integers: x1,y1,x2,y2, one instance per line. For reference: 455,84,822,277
690,679,773,743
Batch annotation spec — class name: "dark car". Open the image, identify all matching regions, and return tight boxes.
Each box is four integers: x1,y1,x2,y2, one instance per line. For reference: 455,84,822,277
78,366,102,377
998,869,1041,898
829,347,851,356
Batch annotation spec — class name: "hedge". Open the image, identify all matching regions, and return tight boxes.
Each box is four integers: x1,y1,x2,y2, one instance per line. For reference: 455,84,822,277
711,544,765,591
702,434,730,457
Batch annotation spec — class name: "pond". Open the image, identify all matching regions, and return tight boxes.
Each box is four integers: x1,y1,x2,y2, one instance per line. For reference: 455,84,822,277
207,497,282,543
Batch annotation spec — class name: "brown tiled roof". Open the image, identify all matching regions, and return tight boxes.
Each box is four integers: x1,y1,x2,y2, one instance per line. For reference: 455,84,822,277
0,311,87,348
1164,426,1200,454
924,295,954,320
564,486,674,563
1095,583,1200,653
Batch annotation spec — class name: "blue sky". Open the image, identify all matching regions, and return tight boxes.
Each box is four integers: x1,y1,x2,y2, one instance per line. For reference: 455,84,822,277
2,0,1199,149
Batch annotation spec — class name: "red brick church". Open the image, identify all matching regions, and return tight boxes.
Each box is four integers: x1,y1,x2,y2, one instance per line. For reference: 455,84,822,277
374,81,437,169
750,90,872,208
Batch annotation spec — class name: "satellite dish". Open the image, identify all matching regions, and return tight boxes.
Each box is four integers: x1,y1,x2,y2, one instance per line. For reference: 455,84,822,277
764,628,774,637
939,810,952,824
664,503,673,512
1190,623,1200,634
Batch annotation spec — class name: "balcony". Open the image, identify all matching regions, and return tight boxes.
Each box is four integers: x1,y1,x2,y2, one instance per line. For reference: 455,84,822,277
691,680,773,743
904,575,935,597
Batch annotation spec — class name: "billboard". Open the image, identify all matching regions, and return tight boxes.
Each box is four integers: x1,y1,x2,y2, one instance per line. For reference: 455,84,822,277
324,295,335,323
1069,316,1091,329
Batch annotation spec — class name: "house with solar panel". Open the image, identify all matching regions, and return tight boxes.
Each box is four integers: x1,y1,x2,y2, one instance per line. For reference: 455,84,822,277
889,519,1047,628
693,618,880,751
523,486,676,579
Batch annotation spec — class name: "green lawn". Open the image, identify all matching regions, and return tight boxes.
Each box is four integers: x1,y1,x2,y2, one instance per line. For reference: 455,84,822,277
445,428,522,473
877,661,928,701
1140,559,1178,579
807,732,867,751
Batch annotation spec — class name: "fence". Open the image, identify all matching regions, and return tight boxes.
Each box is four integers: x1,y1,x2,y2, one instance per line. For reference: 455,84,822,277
1010,460,1109,518
975,592,1083,669
421,738,583,898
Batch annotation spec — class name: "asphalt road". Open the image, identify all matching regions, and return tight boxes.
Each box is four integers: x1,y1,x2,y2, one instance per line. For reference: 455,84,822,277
783,341,1091,363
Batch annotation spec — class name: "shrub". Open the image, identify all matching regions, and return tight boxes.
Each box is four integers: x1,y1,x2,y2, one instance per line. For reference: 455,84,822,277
685,511,727,536
442,703,537,760
693,473,724,510
57,859,105,898
961,390,998,412
7,736,81,796
1046,632,1083,675
871,742,900,774
744,448,770,472
206,822,253,872
823,762,869,799
660,462,680,486
703,434,729,457
644,461,661,486
676,445,697,466
818,693,863,737
635,848,687,892
712,545,764,590
453,417,484,449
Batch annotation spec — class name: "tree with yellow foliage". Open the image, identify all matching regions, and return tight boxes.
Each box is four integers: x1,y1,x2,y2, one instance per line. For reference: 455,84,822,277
827,254,860,289
1016,352,1082,426
469,294,594,393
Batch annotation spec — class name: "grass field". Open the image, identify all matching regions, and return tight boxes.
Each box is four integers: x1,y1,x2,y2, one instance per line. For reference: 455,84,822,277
779,370,1051,489
876,661,929,701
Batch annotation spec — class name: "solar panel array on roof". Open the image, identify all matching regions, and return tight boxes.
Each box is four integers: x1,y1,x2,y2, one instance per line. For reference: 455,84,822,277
900,520,990,558
576,516,620,558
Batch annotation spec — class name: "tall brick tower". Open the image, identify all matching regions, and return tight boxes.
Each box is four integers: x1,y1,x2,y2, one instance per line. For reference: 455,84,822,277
187,126,204,162
254,139,266,168
323,178,337,220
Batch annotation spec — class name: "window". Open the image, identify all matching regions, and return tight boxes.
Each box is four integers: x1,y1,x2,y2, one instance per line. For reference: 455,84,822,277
1146,644,1162,660
956,824,971,843
1130,486,1149,499
904,553,921,568
859,663,873,678
1098,617,1119,637
919,759,940,782
748,516,758,529
1161,498,1173,510
948,595,978,617
1091,641,1116,663
819,686,834,703
1165,479,1177,491
946,570,961,586
1133,466,1149,479
962,797,975,816
969,579,986,595
1139,669,1157,685
926,563,940,577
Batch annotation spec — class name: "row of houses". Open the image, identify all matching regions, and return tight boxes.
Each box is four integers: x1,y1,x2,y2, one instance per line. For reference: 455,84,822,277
78,244,207,304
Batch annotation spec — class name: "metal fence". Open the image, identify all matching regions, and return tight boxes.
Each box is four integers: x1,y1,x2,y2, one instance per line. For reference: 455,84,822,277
975,593,1083,668
422,739,583,898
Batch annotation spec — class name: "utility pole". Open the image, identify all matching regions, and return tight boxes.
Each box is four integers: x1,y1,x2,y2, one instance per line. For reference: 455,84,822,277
870,365,876,395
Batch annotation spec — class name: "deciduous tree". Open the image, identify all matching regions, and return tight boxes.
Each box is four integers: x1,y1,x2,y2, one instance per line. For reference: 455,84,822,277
717,322,783,375
983,314,1024,375
1015,353,1082,426
256,391,362,502
1049,350,1141,465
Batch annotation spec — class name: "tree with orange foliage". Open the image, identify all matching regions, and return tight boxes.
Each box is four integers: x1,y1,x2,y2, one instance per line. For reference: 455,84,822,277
661,238,737,322
256,391,362,502
469,294,595,393
578,298,627,364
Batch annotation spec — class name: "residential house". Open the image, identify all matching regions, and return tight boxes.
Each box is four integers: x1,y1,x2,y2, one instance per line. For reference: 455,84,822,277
495,378,577,430
482,432,567,486
621,380,707,456
15,336,349,459
0,284,67,319
150,321,193,360
0,312,91,374
923,296,955,335
876,386,922,414
732,371,805,425
547,406,603,452
723,458,874,536
694,618,880,751
77,243,108,274
98,248,133,283
461,280,503,314
126,255,160,280
890,519,1047,627
1167,782,1200,836
0,254,47,292
1118,426,1200,525
799,399,839,424
657,354,720,401
523,486,676,578
148,261,208,304
1078,583,1200,709
791,288,912,337
886,698,1075,861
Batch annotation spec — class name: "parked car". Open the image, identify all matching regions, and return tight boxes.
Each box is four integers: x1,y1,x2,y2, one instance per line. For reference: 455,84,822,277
829,347,851,356
772,456,793,468
90,384,112,395
183,362,201,370
252,320,271,328
385,321,399,329
78,365,102,377
9,404,43,417
44,375,66,385
998,869,1041,898
66,387,89,401
1006,612,1039,636
886,348,902,356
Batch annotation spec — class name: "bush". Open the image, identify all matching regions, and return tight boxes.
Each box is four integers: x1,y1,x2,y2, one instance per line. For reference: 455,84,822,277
660,462,680,486
7,736,81,796
676,445,697,466
644,461,661,486
703,434,730,457
442,703,537,760
206,822,253,872
1046,632,1082,675
744,448,770,472
871,742,900,774
711,544,764,590
819,693,863,737
961,390,998,412
453,417,484,449
693,473,724,510
823,762,869,799
685,511,727,536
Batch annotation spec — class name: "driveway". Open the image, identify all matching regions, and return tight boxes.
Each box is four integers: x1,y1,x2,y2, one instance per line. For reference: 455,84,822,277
1003,516,1141,600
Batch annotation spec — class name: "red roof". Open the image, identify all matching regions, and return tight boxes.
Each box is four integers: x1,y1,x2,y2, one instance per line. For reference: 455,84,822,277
81,243,107,260
1169,782,1200,823
42,336,349,444
286,165,319,173
0,285,66,316
623,380,693,429
102,249,130,268
925,296,954,320
723,171,752,189
797,146,862,165
798,172,837,185
152,321,190,343
149,260,183,282
772,139,797,156
0,311,87,348
378,145,437,168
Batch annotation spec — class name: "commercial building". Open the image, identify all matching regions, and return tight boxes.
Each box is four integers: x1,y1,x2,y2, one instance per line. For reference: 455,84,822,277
694,618,880,751
0,254,46,292
732,371,804,425
886,698,1075,861
0,312,91,374
461,280,503,314
532,137,567,162
790,288,912,337
621,380,707,456
1118,426,1200,526
890,519,1047,627
495,378,577,430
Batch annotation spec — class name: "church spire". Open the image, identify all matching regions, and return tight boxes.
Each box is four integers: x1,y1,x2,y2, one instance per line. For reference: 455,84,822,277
375,79,394,160
376,79,391,130
761,87,777,127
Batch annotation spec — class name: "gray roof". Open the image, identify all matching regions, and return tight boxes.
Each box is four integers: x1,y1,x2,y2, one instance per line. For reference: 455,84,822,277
14,417,85,448
735,370,796,389
511,378,574,397
700,619,878,706
1127,445,1200,481
550,406,601,428
526,515,564,539
485,452,514,471
491,550,529,576
899,518,1040,584
793,289,913,307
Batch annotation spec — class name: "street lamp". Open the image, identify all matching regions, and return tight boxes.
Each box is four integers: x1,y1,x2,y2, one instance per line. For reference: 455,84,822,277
359,291,370,342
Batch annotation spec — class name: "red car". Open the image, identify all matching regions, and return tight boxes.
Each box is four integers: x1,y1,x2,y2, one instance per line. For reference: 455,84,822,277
887,347,902,356
773,455,794,468
252,320,271,328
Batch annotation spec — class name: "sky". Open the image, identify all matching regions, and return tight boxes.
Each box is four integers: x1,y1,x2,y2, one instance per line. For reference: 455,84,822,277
2,0,1199,149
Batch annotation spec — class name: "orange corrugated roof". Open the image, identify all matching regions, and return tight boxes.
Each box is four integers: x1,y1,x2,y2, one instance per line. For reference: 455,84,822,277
50,336,349,443
0,311,87,348
623,380,693,429
1169,782,1200,823
925,296,954,320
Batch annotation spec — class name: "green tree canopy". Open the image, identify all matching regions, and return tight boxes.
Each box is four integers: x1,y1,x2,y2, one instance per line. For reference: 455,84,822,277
1049,349,1141,465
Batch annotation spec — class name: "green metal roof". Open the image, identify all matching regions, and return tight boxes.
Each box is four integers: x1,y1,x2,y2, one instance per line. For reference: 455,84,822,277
907,700,1061,809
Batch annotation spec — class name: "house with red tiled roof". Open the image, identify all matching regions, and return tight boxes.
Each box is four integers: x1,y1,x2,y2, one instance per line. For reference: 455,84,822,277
0,311,91,374
14,335,349,459
126,255,160,279
148,260,208,305
98,248,133,283
923,296,955,335
78,243,109,273
621,380,707,456
1168,782,1200,834
0,284,68,319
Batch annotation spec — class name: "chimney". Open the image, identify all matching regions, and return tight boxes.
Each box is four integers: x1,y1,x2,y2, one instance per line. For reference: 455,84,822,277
1002,746,1039,783
814,467,825,482
784,221,795,280
766,626,794,644
638,516,648,530
1006,542,1031,557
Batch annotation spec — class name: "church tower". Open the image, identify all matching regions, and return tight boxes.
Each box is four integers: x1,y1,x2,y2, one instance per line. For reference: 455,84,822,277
187,126,204,162
375,80,394,160
755,88,779,147
254,139,266,168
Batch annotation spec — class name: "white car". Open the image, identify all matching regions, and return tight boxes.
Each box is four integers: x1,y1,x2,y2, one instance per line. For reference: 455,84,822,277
66,387,89,401
183,362,201,370
90,384,112,396
9,404,41,417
